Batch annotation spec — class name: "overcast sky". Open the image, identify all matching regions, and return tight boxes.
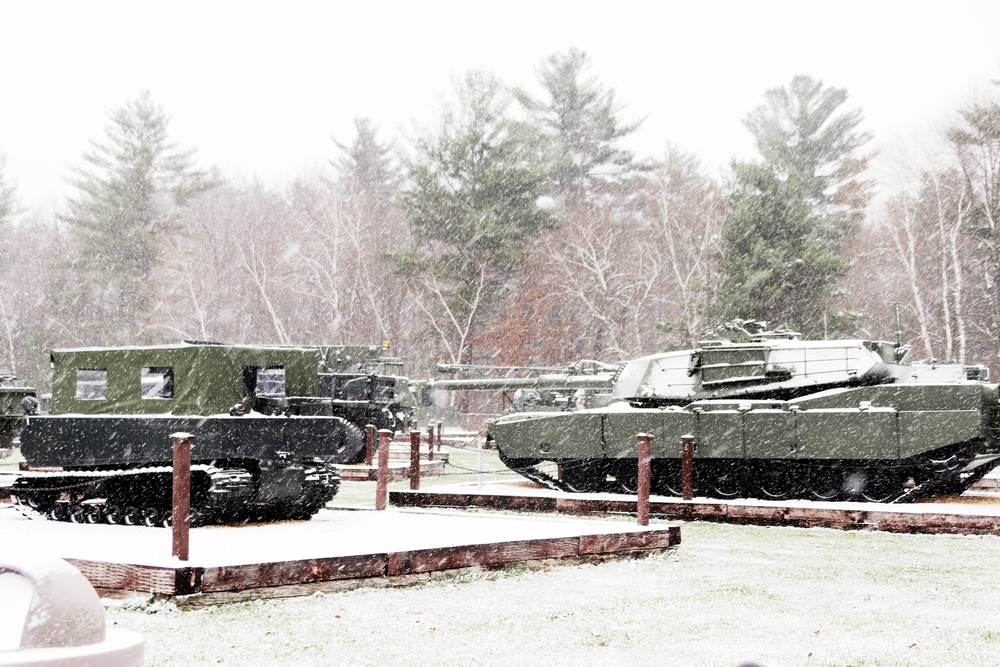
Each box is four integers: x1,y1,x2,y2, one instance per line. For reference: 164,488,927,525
2,0,1000,214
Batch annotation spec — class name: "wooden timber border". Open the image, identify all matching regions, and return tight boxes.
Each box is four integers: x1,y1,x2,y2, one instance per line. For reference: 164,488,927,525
389,489,1000,536
66,527,679,607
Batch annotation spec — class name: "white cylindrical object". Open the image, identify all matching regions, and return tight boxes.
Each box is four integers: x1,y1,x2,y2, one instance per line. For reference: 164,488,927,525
0,550,143,667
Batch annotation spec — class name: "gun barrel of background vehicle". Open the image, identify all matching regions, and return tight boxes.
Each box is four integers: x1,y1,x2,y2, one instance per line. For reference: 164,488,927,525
430,374,616,391
435,363,569,374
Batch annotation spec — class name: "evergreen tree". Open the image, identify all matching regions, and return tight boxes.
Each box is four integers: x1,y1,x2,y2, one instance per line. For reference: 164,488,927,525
516,48,643,207
717,163,849,331
716,75,871,335
398,70,556,363
62,91,217,342
334,117,400,203
744,74,872,230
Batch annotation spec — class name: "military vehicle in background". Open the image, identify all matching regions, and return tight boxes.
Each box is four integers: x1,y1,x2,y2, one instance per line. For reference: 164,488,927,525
314,343,416,461
428,360,621,415
0,370,34,453
12,341,416,526
488,321,1000,503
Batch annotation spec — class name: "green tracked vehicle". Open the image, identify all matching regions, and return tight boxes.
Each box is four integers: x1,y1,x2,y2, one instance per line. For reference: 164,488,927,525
488,327,1000,503
11,341,415,526
0,370,34,453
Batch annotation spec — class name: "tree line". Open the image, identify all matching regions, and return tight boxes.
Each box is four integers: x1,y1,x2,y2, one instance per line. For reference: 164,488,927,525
0,50,998,390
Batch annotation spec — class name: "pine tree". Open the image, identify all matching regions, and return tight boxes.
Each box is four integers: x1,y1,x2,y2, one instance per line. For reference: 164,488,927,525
516,48,642,208
334,117,400,204
63,91,217,341
717,163,849,331
716,75,872,335
397,70,556,363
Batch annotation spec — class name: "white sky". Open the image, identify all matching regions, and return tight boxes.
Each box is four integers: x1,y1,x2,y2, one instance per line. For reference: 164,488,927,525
2,0,1000,214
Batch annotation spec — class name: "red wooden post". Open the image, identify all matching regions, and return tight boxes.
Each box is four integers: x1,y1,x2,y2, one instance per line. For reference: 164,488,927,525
637,433,652,526
436,421,443,452
410,429,421,490
681,433,695,501
375,429,392,510
364,424,375,467
426,423,435,461
170,432,194,561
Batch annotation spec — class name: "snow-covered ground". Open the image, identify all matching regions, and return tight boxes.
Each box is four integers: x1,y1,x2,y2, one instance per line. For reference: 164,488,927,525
6,447,1000,666
102,519,1000,667
0,503,665,568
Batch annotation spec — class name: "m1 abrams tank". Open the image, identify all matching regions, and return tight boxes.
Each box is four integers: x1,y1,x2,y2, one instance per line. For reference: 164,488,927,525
488,324,1000,503
11,342,414,526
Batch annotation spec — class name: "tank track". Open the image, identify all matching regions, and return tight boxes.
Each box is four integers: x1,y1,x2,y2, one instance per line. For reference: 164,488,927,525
498,444,1000,503
10,461,340,527
497,450,580,493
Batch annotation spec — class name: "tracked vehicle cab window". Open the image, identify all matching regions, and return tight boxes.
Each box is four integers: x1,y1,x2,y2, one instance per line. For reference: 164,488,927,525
76,369,107,400
245,366,285,397
141,367,174,399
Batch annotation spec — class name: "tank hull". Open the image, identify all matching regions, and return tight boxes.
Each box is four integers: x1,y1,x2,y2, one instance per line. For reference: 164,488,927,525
19,413,362,467
13,413,354,526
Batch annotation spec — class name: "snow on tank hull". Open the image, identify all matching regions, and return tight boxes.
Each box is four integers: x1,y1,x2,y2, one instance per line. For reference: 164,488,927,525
489,334,1000,503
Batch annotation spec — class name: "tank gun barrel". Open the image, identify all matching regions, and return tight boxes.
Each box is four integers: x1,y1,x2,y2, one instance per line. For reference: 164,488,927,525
430,373,616,391
435,363,569,374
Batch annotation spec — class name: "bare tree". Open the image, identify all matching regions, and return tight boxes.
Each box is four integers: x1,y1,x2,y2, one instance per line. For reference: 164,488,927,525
645,146,725,346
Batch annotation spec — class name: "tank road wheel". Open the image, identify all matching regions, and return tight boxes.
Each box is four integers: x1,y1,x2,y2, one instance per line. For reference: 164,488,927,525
560,460,607,493
24,491,57,513
651,462,684,497
710,467,743,499
755,466,800,501
859,469,905,503
68,505,88,524
48,503,70,522
85,505,106,524
104,504,123,525
809,468,843,502
122,506,143,526
142,507,162,528
614,461,639,494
